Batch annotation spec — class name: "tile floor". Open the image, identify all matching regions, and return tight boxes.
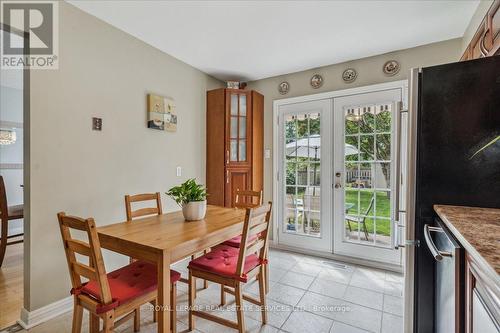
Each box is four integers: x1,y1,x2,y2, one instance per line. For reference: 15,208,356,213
8,249,403,333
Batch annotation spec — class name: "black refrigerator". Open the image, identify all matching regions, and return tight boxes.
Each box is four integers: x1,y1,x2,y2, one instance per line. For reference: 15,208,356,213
406,56,500,333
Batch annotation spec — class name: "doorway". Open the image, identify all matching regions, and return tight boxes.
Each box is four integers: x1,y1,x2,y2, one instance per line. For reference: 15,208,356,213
0,24,27,330
275,83,405,267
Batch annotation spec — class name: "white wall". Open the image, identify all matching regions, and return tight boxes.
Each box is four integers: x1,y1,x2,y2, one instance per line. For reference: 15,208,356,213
26,2,222,310
0,83,24,235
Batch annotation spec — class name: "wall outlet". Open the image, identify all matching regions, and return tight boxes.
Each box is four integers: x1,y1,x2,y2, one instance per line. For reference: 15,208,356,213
264,149,271,159
176,166,182,177
92,117,102,131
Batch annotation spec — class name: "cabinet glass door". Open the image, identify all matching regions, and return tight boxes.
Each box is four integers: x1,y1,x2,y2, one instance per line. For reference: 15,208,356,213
229,93,248,162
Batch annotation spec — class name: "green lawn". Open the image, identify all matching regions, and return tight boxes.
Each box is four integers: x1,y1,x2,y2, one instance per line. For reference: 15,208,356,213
345,189,391,236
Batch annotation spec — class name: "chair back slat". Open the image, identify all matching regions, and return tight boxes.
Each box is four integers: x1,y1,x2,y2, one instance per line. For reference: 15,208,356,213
73,262,98,281
245,239,265,256
247,222,268,238
0,176,7,221
57,212,113,305
234,189,263,209
66,239,92,256
235,202,272,277
125,192,162,221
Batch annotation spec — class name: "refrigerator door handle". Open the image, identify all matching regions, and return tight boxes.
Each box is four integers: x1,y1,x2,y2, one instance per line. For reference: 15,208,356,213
423,224,452,262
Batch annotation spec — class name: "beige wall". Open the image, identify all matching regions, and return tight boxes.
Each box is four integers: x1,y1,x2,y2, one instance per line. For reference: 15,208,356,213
26,2,222,310
246,39,462,230
461,0,494,53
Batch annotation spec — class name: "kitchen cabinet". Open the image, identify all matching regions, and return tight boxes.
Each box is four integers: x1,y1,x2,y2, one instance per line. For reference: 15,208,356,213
461,0,500,61
465,253,500,333
206,88,263,207
472,289,498,332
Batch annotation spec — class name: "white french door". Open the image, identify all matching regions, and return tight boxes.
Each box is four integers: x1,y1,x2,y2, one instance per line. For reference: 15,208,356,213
333,89,402,265
277,99,332,252
276,85,404,265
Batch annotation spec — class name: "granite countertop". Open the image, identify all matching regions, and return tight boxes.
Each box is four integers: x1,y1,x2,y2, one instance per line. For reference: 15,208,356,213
434,205,500,275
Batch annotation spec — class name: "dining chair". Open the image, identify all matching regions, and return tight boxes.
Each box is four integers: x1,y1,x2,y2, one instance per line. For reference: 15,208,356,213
0,176,24,267
345,195,375,240
220,189,269,298
125,192,208,296
222,189,263,247
188,202,272,333
58,212,181,333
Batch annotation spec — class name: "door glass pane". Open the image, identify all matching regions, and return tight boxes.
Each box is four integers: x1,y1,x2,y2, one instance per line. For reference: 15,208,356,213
238,140,246,161
239,116,246,138
239,95,246,116
343,103,392,248
283,111,321,237
230,116,238,138
360,105,375,134
231,94,238,115
230,140,237,161
376,104,391,132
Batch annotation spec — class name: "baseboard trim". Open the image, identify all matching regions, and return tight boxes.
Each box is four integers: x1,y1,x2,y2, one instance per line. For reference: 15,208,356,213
269,241,403,273
17,296,73,329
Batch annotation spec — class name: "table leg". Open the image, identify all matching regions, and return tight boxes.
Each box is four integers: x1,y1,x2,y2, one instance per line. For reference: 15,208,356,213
157,251,171,333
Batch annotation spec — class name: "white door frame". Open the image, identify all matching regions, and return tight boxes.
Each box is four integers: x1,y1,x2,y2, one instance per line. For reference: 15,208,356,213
272,80,408,263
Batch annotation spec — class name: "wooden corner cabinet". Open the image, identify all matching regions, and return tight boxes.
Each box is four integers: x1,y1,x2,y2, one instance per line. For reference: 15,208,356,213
206,88,264,207
461,0,500,61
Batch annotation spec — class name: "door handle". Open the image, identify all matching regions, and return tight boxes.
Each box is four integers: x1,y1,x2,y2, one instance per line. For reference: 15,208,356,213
423,224,452,262
226,170,229,184
334,183,342,189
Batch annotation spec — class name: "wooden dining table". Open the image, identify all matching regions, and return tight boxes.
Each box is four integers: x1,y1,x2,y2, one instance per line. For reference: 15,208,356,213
97,205,247,333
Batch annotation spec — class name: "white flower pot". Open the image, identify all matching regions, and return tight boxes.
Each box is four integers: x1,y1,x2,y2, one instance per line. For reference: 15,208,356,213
182,200,207,221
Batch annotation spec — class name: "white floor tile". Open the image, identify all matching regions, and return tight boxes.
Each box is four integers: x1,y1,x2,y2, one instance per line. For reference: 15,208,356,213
330,321,371,333
343,286,383,310
281,310,333,333
279,271,315,290
317,267,354,285
383,295,403,316
266,282,306,306
308,278,348,299
298,292,382,333
289,262,323,277
381,312,403,333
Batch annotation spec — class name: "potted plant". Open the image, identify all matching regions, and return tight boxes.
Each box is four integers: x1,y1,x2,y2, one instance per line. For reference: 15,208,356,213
166,178,207,221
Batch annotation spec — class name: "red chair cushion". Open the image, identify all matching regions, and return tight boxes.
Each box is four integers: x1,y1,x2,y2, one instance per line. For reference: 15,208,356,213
79,260,180,313
222,234,258,248
188,245,261,282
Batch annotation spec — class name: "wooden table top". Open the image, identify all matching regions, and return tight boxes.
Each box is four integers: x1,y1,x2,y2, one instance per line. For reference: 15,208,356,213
97,205,246,261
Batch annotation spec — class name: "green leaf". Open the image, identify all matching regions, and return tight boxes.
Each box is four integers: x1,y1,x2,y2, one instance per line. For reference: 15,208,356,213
166,178,207,207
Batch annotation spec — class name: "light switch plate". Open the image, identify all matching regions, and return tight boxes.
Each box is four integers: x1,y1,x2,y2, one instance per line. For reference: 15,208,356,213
176,166,182,177
264,149,271,159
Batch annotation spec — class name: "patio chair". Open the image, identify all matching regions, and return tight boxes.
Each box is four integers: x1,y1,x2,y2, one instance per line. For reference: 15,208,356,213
303,194,321,235
345,195,375,241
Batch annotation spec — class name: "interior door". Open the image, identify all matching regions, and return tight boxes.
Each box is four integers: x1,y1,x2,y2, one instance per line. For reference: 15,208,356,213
277,99,332,252
332,89,402,265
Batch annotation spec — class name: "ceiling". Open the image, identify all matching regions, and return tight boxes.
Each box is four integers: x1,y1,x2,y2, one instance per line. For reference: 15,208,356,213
68,1,479,82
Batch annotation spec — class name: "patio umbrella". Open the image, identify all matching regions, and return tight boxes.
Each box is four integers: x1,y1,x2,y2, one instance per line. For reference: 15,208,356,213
285,135,359,159
286,135,359,188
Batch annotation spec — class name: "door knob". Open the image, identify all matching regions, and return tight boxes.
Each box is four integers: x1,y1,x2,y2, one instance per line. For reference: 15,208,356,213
334,183,342,189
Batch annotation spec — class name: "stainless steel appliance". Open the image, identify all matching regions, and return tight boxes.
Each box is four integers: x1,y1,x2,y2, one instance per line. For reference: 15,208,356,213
402,56,500,333
424,219,463,333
